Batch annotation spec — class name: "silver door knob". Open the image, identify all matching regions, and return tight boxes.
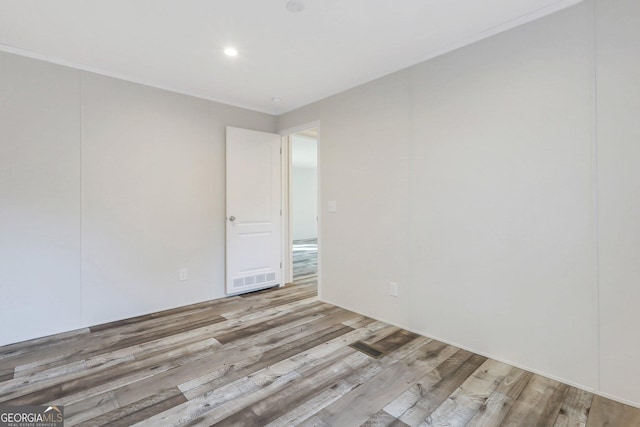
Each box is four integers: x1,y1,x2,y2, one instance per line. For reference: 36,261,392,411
229,216,236,222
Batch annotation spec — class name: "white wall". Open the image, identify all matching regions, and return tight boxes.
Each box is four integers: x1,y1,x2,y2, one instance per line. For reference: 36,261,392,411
280,69,413,329
596,0,640,406
0,52,275,344
291,134,318,241
0,53,82,345
407,2,597,390
3,0,640,408
279,0,640,407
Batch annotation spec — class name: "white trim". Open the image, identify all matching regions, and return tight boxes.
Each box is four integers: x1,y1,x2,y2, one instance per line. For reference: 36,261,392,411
594,391,640,410
0,43,275,115
316,124,322,300
79,70,85,327
317,296,640,406
282,123,321,295
281,135,292,285
279,121,321,137
589,0,602,392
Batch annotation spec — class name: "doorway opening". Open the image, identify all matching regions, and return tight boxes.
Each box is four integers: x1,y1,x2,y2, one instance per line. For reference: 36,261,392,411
288,127,318,286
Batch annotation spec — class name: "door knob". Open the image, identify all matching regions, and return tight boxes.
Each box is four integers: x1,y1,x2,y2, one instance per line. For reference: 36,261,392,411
229,216,236,222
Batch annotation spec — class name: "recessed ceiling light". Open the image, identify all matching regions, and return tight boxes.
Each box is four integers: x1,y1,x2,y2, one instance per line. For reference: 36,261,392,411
286,1,305,13
272,97,282,103
224,47,238,57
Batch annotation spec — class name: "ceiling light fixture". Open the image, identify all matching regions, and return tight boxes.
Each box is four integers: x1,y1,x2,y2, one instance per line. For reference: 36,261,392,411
272,97,282,103
224,47,238,57
286,1,305,13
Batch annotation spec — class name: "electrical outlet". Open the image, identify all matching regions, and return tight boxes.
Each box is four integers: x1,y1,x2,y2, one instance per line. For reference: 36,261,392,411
179,268,188,281
389,282,398,297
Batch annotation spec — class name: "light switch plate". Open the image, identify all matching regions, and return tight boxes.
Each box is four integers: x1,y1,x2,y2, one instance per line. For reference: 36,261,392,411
328,201,337,213
389,282,398,297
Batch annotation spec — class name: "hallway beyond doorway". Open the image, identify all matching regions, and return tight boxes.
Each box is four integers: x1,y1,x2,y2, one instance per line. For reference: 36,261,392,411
292,238,317,285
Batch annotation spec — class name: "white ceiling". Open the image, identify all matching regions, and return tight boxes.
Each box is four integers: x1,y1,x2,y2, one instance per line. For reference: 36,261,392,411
0,0,581,115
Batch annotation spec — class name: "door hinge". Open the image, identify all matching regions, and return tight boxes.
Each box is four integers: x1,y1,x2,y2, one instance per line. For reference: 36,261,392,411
280,262,282,269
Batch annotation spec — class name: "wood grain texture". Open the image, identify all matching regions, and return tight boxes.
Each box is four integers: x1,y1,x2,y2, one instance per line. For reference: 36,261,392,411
466,367,533,427
586,395,640,427
500,375,570,427
0,281,637,426
292,238,317,285
0,368,13,382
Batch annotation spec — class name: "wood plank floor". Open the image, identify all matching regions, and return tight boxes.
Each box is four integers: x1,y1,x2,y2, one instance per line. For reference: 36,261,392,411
293,238,317,286
1,283,639,426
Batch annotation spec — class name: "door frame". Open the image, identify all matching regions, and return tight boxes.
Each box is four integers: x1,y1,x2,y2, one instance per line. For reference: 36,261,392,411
279,120,321,295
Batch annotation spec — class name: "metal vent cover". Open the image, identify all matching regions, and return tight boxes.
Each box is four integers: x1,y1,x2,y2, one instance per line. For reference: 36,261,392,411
349,341,384,359
233,271,277,288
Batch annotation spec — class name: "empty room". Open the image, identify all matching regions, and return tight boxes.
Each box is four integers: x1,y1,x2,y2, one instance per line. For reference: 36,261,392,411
1,0,639,425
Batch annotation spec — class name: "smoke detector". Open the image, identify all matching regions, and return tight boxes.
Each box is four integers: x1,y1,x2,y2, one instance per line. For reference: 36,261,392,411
286,1,305,13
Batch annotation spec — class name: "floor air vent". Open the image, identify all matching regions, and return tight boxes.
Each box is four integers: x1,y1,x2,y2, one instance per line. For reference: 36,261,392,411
349,341,384,359
233,271,277,289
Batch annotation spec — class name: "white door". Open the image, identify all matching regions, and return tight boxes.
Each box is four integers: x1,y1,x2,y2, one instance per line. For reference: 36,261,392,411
226,126,282,294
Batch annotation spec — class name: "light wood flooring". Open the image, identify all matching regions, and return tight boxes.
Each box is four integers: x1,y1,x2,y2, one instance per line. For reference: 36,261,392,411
1,282,639,426
293,238,317,286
